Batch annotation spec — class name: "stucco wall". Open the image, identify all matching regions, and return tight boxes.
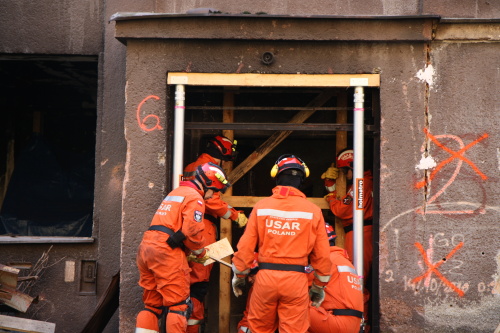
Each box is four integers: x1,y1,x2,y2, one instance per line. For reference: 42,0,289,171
378,41,500,332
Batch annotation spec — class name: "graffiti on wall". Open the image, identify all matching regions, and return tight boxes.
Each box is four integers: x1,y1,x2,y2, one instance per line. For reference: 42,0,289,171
136,95,163,132
415,128,488,214
381,128,499,304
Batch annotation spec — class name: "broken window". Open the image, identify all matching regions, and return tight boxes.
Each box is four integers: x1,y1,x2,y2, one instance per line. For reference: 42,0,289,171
0,56,97,238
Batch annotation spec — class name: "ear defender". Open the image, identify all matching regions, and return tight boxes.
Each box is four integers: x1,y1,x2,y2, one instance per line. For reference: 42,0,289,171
270,164,279,178
270,154,309,178
302,162,310,178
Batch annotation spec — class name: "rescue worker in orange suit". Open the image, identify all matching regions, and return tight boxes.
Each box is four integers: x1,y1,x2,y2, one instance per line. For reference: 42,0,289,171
135,162,231,333
321,148,373,331
307,223,364,333
183,135,248,333
232,154,332,333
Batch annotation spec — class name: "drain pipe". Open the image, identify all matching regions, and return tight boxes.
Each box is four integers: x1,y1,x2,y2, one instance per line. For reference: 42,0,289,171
172,84,185,190
353,86,365,283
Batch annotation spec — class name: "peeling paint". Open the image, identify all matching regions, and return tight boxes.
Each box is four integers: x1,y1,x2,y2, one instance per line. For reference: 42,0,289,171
416,153,437,170
416,64,435,87
497,148,500,171
158,151,166,166
493,249,500,295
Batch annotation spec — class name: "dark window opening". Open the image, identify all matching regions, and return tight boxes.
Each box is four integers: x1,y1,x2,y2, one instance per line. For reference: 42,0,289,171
0,56,97,237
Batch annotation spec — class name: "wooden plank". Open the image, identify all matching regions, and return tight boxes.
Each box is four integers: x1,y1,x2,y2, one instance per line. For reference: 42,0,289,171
219,90,234,333
335,91,348,249
203,238,234,266
0,314,55,333
0,264,20,288
168,73,380,87
223,195,329,210
228,89,336,185
0,286,34,312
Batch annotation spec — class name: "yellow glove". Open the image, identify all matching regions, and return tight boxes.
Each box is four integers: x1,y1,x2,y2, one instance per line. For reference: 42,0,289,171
324,192,335,200
321,163,339,180
187,248,210,264
234,212,248,228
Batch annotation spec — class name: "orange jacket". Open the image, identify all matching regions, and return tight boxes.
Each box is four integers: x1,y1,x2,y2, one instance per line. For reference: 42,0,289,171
149,181,206,251
326,170,373,227
184,153,239,220
315,246,364,312
233,186,331,286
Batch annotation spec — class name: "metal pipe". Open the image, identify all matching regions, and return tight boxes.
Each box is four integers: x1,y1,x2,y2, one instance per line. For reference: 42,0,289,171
353,86,365,283
173,84,185,190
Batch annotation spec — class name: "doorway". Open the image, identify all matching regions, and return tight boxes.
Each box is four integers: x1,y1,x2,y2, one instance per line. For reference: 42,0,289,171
167,72,380,332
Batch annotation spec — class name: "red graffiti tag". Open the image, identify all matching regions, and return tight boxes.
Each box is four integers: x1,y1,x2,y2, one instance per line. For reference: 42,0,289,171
412,241,465,297
416,128,488,190
137,95,163,132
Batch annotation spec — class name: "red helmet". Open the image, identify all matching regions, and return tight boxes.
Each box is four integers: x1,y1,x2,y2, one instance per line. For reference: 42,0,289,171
325,223,337,246
206,135,237,161
336,149,354,169
270,154,310,178
195,162,231,193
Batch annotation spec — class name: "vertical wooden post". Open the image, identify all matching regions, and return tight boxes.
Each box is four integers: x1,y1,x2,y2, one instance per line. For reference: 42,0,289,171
335,91,348,249
219,90,235,333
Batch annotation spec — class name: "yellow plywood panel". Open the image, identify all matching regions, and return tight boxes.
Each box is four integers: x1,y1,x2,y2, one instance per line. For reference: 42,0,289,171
168,73,380,87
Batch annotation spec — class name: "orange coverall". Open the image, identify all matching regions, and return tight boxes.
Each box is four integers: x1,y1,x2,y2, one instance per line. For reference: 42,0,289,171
233,186,332,333
135,181,206,333
326,169,373,330
308,246,364,333
183,153,239,332
325,170,373,279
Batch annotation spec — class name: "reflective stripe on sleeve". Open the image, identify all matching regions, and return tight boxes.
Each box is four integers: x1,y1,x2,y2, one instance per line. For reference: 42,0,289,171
337,265,357,275
164,195,185,203
239,326,252,333
187,319,203,325
222,210,232,219
135,328,159,333
314,272,331,283
257,209,313,220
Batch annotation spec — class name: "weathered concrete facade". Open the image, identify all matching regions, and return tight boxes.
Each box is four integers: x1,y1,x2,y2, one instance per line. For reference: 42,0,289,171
0,1,499,333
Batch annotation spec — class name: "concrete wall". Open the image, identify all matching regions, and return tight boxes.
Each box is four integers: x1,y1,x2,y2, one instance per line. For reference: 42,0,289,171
379,40,500,332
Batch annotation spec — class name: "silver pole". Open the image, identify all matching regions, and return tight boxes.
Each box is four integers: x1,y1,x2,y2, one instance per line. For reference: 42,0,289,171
173,84,185,190
353,86,365,283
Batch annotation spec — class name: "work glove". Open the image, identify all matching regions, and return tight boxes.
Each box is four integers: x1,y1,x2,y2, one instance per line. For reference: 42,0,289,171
321,163,339,180
309,283,326,308
234,212,248,228
187,248,210,264
231,274,246,297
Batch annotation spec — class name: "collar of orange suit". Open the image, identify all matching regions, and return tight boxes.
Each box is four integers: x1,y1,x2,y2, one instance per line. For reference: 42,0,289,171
272,185,305,198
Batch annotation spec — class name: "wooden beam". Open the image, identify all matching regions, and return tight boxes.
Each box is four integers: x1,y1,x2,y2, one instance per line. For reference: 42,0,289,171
80,271,119,333
168,73,380,87
0,314,55,333
0,285,34,312
335,91,348,249
223,196,329,210
228,89,336,185
0,264,20,288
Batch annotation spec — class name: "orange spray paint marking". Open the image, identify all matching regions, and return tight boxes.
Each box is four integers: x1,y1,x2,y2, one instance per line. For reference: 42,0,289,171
412,241,465,297
416,128,488,190
137,95,163,132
